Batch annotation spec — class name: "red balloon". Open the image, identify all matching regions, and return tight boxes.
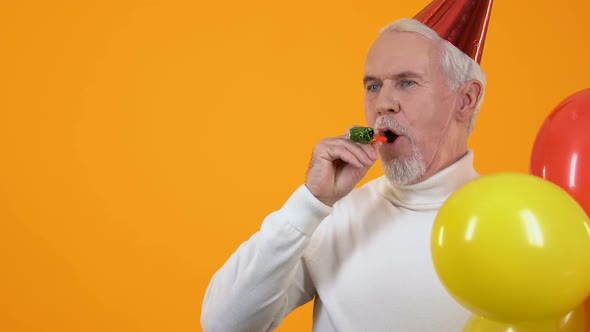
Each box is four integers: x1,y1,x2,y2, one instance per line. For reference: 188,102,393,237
530,89,590,217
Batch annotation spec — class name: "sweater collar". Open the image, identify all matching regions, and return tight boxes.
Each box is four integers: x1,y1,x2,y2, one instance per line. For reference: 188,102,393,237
379,149,479,209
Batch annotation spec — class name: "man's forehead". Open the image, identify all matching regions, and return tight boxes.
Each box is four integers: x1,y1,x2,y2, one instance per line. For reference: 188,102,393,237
367,31,436,61
364,31,438,75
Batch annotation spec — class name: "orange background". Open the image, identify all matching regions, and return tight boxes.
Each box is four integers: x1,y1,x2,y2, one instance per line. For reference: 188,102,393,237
1,1,589,331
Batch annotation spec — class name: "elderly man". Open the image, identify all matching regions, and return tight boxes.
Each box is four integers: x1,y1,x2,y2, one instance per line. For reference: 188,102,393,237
202,0,493,330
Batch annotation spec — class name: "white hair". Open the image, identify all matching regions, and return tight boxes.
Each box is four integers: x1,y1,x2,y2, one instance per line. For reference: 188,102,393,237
380,18,487,133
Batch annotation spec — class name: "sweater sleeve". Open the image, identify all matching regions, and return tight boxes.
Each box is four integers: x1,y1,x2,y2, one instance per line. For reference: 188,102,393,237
201,185,333,332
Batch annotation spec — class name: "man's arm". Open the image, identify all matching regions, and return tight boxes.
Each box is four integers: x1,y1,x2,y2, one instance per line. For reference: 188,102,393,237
200,185,331,331
201,132,381,331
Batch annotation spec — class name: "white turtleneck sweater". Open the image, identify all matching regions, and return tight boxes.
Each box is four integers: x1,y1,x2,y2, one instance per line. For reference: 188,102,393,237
201,150,479,331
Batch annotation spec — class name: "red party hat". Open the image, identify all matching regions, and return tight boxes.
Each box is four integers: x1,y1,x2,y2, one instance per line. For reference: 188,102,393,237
413,0,493,64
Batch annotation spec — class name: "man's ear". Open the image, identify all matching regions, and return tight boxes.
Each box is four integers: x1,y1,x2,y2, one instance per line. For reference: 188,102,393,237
455,80,483,122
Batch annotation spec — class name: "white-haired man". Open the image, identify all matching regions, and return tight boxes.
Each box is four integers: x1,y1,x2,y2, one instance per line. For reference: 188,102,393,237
202,0,493,330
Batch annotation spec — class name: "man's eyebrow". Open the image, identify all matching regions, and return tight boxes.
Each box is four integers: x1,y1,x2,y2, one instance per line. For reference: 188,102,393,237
363,71,423,85
363,75,378,85
394,71,423,80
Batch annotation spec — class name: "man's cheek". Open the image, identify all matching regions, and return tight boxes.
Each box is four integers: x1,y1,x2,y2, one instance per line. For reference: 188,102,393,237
364,108,376,125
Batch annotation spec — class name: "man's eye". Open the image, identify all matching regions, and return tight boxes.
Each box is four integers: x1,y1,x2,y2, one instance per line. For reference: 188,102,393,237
367,84,381,92
401,80,416,87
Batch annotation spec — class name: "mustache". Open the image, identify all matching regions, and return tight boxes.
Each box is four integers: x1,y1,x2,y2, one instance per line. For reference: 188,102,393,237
374,116,412,138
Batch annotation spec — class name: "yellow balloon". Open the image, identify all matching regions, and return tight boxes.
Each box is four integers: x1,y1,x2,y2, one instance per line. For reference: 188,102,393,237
462,306,586,332
558,305,586,332
431,173,590,321
464,315,559,332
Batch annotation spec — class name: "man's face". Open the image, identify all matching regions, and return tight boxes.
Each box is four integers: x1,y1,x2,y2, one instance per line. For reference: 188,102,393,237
364,30,460,185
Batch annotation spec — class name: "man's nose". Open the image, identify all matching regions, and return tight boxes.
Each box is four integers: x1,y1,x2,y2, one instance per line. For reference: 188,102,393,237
375,80,400,115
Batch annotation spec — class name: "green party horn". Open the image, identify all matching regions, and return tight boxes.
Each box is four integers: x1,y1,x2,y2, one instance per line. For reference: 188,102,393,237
349,126,387,144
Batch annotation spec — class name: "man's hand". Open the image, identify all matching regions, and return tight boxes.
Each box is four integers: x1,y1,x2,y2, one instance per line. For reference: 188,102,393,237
305,131,382,207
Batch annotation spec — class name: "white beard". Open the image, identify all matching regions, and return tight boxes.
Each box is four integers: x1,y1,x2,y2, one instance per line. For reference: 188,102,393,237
382,142,426,186
374,116,426,186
